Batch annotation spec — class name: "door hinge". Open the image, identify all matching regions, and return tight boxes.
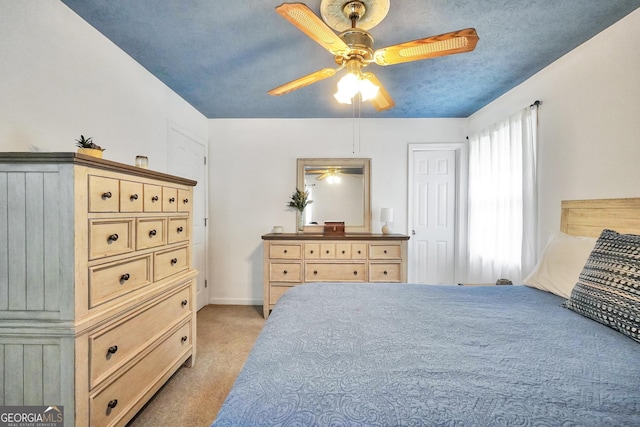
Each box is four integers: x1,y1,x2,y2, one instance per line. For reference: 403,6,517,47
204,218,208,226
204,156,207,165
205,279,208,288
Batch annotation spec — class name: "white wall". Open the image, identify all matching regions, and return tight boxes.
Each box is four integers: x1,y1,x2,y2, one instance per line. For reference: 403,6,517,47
468,9,640,256
208,118,467,303
0,0,207,171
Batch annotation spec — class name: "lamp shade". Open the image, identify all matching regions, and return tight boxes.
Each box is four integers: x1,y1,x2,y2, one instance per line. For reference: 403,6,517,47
380,207,394,223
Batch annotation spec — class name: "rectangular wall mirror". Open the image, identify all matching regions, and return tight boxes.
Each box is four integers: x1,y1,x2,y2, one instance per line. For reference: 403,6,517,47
297,158,371,232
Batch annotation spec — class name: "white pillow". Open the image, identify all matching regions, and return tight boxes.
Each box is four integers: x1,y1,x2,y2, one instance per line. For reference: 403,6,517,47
523,232,597,298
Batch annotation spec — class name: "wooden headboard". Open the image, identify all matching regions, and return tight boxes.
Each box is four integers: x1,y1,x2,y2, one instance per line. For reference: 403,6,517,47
561,198,640,237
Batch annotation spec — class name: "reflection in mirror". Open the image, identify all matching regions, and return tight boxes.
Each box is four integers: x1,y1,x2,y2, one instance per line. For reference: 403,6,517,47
297,158,371,232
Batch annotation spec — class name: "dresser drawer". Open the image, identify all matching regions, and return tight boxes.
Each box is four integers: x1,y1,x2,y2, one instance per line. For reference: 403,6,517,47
89,286,191,387
270,244,302,259
119,180,144,212
320,243,335,259
369,244,402,259
168,217,189,244
162,187,178,212
369,263,402,282
305,262,366,282
178,188,192,212
270,284,294,306
89,175,119,212
335,243,351,259
143,184,162,212
304,243,320,259
269,262,302,282
352,243,367,259
136,218,166,250
90,320,192,426
89,219,135,260
154,246,189,281
88,255,152,308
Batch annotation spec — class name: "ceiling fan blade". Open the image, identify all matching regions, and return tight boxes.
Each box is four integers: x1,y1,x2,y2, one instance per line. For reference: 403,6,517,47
275,3,350,57
363,72,395,112
268,68,337,96
373,28,479,66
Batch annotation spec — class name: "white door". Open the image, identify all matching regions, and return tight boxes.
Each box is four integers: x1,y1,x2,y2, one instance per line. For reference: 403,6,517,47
408,148,457,284
167,125,208,311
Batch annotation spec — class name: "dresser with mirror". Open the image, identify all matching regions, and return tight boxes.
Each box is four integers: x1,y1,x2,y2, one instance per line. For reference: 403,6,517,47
262,158,409,318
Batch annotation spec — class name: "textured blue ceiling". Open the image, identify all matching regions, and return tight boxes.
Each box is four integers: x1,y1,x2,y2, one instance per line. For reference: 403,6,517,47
60,0,639,119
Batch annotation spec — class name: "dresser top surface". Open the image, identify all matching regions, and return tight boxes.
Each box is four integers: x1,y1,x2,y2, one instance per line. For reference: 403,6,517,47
0,152,197,186
262,233,410,241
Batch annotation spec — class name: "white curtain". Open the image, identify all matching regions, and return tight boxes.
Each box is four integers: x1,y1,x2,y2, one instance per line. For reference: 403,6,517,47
466,105,538,283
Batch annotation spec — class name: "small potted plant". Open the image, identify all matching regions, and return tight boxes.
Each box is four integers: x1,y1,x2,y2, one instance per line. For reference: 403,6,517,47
287,188,313,232
75,135,105,158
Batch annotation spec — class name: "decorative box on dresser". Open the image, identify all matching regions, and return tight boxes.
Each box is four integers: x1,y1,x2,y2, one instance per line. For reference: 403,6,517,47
0,153,198,426
262,233,409,318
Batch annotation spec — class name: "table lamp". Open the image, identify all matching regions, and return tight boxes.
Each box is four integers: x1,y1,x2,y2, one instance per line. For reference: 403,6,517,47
381,207,393,234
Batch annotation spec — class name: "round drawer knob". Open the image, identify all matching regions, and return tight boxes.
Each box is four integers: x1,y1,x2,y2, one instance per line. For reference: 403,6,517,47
283,249,287,253
151,195,159,202
107,399,118,409
102,191,112,199
169,197,176,203
310,250,314,254
120,273,130,282
171,258,178,265
283,270,288,275
107,345,118,355
353,271,358,275
130,194,139,201
183,198,189,204
341,250,346,254
177,226,184,233
313,270,318,275
326,250,330,254
181,299,188,307
358,250,361,254
181,336,188,343
149,229,157,237
384,271,388,275
384,250,388,254
107,233,119,242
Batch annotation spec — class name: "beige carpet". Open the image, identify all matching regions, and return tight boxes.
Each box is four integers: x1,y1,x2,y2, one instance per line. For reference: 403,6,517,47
127,305,266,427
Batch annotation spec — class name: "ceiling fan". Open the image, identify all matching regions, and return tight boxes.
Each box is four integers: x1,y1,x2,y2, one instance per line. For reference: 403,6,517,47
268,0,479,111
306,167,362,181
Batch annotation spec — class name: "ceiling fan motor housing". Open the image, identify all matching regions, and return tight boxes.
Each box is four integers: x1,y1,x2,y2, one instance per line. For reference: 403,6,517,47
335,29,374,65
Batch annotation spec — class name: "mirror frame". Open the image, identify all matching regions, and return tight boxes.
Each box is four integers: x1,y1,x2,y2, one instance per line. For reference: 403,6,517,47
297,158,371,233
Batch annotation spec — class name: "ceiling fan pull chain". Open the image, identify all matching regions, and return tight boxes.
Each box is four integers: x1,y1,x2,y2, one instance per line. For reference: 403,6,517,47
358,95,362,153
352,99,356,154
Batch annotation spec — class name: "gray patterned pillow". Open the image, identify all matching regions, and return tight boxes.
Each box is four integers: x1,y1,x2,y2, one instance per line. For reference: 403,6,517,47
564,229,640,343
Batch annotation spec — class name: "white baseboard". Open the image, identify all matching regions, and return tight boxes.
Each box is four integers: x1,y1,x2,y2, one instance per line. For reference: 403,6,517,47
207,297,263,306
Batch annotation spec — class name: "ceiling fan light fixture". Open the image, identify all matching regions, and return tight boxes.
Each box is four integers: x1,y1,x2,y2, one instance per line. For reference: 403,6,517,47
326,171,342,184
359,77,379,101
334,72,358,103
333,61,379,104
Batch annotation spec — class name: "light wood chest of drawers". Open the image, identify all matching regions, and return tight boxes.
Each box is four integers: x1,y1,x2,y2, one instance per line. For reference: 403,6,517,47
0,153,198,426
262,233,409,318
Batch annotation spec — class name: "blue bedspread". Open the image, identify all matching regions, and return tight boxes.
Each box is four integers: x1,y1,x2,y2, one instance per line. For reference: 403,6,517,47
212,283,640,426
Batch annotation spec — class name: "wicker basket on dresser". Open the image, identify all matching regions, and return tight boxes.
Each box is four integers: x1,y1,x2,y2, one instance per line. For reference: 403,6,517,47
262,233,409,318
0,153,198,426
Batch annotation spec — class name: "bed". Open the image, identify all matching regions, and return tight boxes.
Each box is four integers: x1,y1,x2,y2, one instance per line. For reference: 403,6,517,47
212,199,640,426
